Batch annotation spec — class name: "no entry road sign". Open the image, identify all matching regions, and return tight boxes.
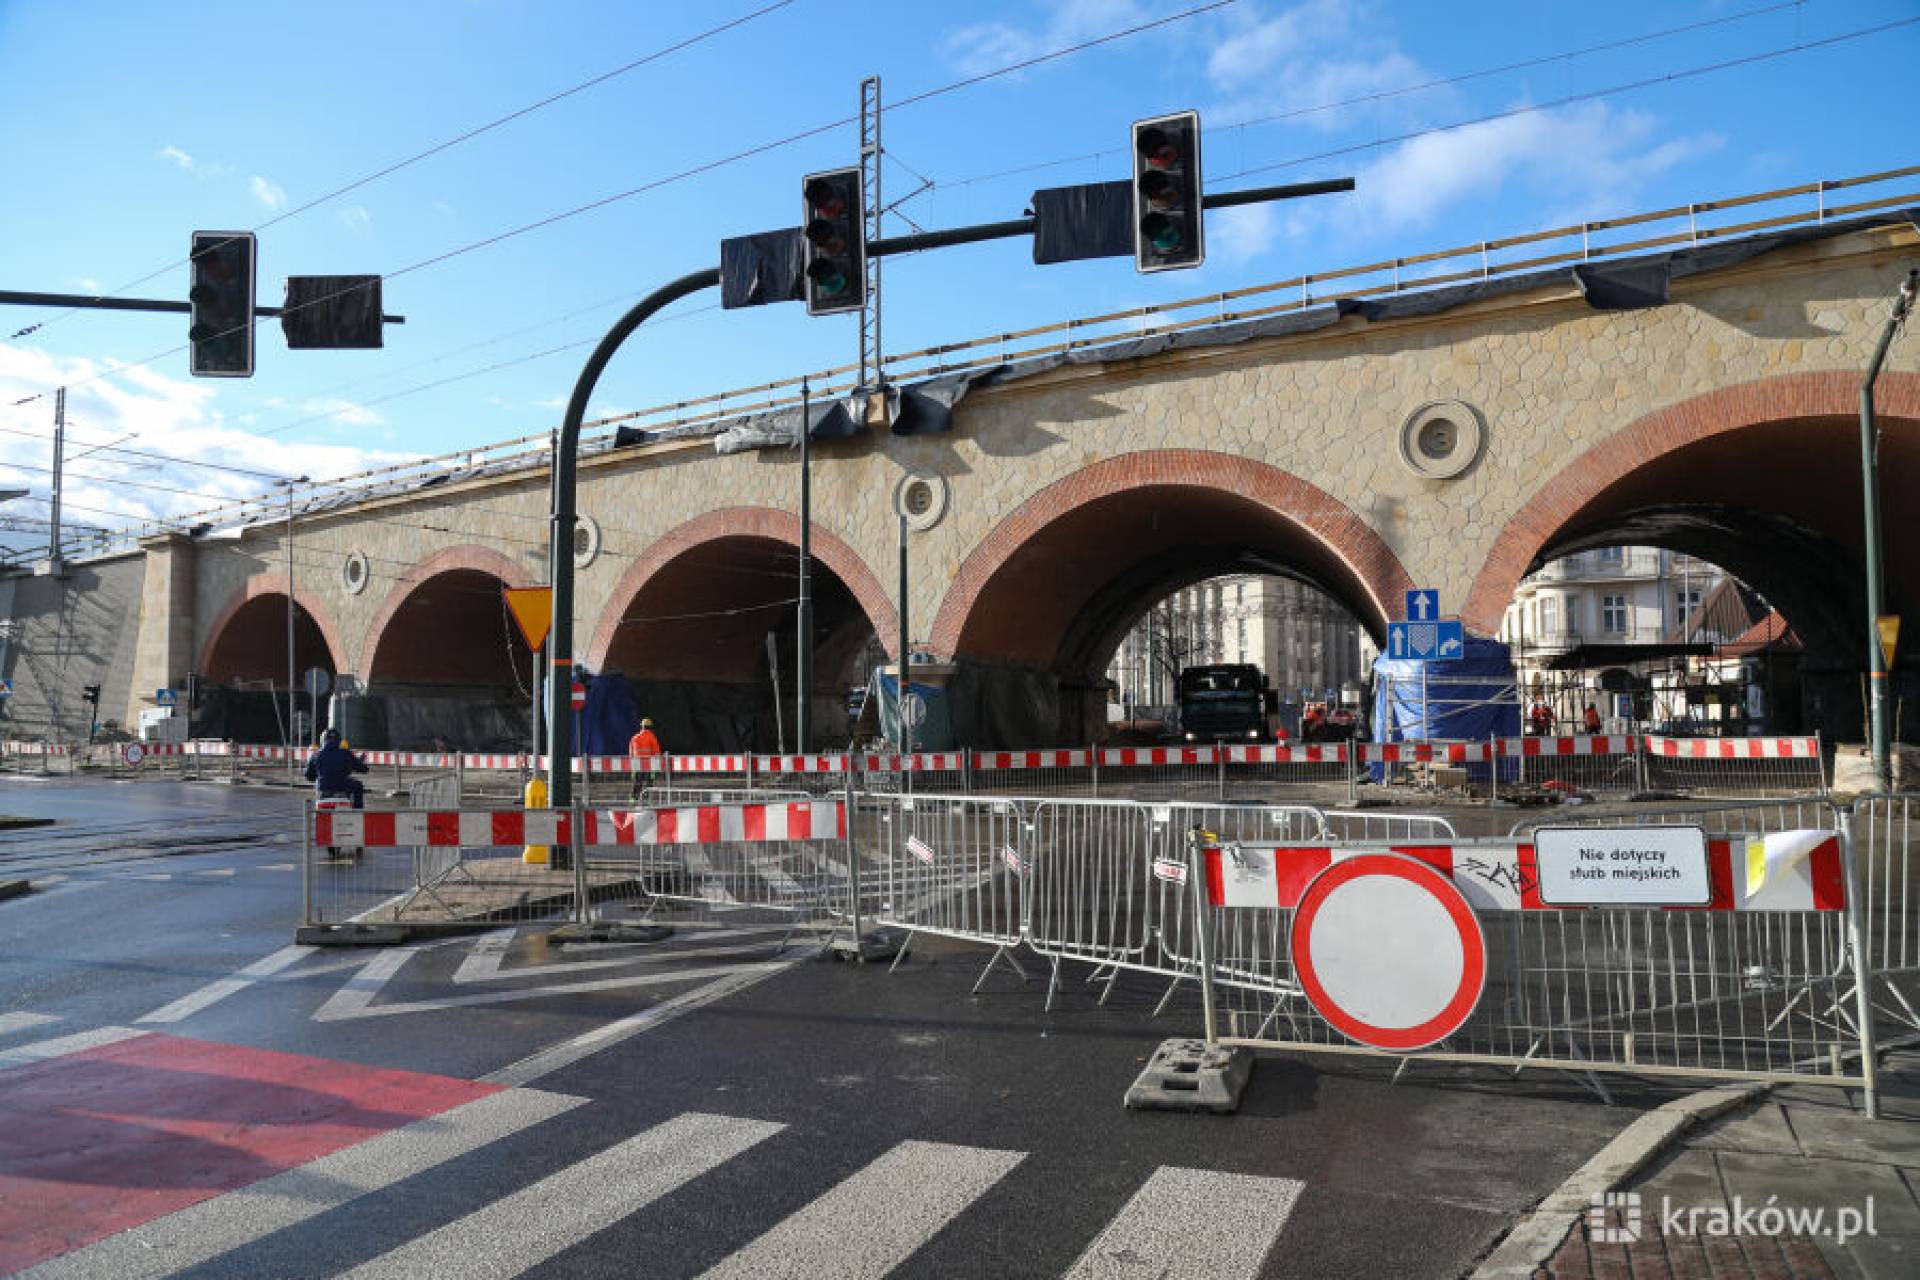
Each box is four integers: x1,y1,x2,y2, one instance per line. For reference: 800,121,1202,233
1290,851,1486,1051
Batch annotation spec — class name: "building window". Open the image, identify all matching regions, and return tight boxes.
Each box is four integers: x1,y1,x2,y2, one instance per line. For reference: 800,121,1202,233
1674,588,1701,622
1602,595,1627,634
1539,596,1558,636
1598,546,1625,564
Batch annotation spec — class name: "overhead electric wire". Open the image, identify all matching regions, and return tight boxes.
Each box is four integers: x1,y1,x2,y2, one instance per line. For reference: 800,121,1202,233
7,0,802,342
21,0,1239,405
0,424,295,482
1216,13,1919,186
935,0,1816,192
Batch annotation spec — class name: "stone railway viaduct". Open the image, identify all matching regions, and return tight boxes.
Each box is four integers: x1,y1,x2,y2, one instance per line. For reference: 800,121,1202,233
3,212,1917,750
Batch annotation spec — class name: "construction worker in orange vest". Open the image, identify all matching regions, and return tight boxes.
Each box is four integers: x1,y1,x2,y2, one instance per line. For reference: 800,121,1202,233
628,718,663,757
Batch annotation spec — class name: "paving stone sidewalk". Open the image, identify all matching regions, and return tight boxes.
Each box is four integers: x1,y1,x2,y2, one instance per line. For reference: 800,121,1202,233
1538,1051,1920,1278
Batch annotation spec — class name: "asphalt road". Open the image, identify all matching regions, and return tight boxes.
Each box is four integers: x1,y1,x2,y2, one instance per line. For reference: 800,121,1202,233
0,777,1669,1279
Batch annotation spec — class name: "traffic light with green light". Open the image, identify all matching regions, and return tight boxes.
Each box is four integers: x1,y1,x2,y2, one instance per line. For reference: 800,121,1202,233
1132,111,1204,273
801,168,865,316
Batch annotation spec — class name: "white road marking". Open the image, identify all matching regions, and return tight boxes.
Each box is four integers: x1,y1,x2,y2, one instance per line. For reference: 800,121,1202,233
260,862,296,871
454,928,797,985
0,1026,146,1071
318,961,791,1021
482,959,801,1087
697,1140,1025,1280
340,1112,786,1280
0,1012,61,1038
1061,1167,1306,1280
137,944,316,1024
13,1087,586,1280
191,868,237,878
311,946,421,1021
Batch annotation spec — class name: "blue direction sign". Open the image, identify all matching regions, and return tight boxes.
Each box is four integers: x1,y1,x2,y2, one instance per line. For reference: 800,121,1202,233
1405,588,1440,621
155,688,177,706
0,679,12,698
1387,619,1465,661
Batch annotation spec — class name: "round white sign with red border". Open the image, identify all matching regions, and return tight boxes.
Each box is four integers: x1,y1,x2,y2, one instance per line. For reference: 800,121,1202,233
121,742,146,767
1289,851,1486,1051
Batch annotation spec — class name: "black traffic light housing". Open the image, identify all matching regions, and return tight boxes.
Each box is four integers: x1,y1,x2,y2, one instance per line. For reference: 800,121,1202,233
81,684,101,706
188,231,257,376
1132,111,1204,273
801,168,865,317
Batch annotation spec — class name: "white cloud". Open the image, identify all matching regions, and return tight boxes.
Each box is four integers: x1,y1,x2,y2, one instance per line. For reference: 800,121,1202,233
250,175,287,210
156,145,196,171
1208,203,1280,264
1206,0,1355,89
1350,103,1724,236
337,205,371,233
0,344,412,553
940,0,1145,77
298,397,383,428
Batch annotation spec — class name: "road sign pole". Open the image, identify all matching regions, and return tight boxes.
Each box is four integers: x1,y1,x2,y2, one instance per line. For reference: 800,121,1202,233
1861,270,1916,790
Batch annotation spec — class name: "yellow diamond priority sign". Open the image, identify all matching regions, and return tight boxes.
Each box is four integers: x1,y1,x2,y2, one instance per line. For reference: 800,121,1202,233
503,586,554,654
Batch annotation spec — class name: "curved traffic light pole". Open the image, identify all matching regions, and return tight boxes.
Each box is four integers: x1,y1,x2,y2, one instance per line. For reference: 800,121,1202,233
543,177,1354,807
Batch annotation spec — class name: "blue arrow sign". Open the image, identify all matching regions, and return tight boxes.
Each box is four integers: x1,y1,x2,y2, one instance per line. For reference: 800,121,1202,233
1405,588,1439,621
1387,619,1465,661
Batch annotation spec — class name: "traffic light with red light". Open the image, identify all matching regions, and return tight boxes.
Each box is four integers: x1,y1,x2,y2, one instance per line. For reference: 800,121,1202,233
801,168,865,316
1132,111,1204,273
188,231,257,376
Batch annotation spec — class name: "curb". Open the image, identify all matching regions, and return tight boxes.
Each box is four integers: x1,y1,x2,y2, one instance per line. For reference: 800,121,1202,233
1469,1082,1767,1279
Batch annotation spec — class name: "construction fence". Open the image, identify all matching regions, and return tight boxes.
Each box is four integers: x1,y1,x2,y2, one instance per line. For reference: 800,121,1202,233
295,774,1915,1111
11,732,1831,802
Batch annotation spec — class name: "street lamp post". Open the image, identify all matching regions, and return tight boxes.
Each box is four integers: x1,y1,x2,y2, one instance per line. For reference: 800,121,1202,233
1860,268,1917,790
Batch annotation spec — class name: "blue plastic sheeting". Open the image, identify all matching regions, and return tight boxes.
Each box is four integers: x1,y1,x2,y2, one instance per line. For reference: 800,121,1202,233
574,670,641,756
1371,635,1521,783
870,671,955,751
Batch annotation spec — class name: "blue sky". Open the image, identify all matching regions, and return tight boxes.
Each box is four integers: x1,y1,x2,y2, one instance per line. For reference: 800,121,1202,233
0,0,1914,544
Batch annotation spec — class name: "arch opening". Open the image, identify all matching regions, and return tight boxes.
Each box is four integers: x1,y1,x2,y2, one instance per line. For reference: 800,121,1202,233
198,592,338,744
364,568,536,751
1489,411,1920,744
598,535,881,752
945,482,1387,746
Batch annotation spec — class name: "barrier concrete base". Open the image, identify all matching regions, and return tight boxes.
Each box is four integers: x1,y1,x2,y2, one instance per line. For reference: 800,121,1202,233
829,926,905,963
548,921,674,945
1124,1037,1253,1114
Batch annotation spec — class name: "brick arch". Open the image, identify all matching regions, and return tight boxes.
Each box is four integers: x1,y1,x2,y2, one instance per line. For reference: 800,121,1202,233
929,448,1415,659
363,544,539,678
584,507,898,672
1462,371,1920,633
198,573,349,677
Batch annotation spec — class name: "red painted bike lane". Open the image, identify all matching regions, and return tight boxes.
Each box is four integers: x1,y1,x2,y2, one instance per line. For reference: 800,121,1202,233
0,1032,500,1275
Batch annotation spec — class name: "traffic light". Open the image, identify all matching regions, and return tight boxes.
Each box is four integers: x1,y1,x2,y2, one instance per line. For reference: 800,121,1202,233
801,168,865,316
188,230,257,377
1131,111,1204,273
81,684,100,707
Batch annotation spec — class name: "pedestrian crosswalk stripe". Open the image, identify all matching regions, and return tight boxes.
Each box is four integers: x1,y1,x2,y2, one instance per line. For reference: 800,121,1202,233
696,1140,1025,1280
138,944,315,1024
0,1012,60,1039
12,1087,585,1280
1061,1166,1306,1280
0,1026,145,1072
340,1111,786,1280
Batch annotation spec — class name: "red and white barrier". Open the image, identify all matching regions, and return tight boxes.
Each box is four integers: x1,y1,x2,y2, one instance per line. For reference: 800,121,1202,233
1099,746,1217,767
974,749,1093,770
1202,837,1845,914
1644,734,1819,759
315,800,845,850
855,752,965,773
